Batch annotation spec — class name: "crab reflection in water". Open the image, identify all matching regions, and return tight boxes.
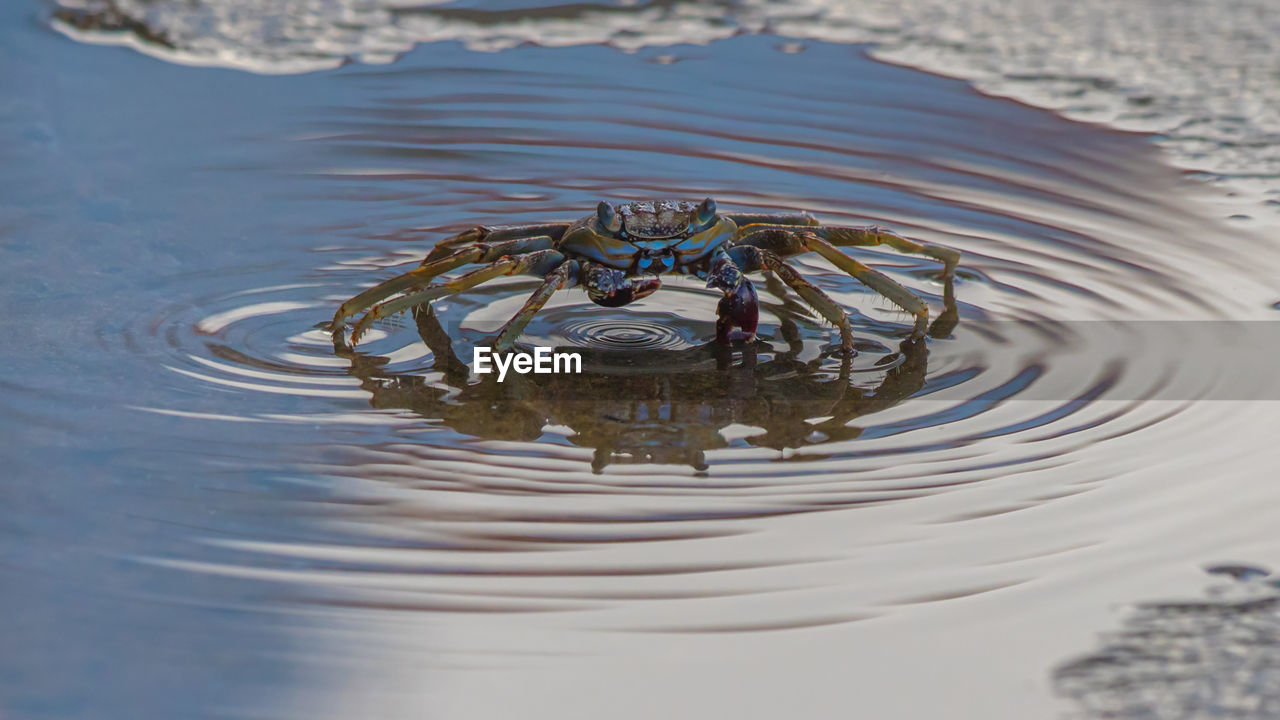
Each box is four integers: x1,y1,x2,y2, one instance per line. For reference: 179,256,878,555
339,281,956,472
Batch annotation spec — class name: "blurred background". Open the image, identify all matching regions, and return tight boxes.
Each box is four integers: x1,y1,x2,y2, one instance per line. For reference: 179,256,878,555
3,1,1280,718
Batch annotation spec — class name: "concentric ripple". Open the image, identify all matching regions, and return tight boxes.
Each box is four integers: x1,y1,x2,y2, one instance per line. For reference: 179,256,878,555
108,41,1276,605
557,316,693,352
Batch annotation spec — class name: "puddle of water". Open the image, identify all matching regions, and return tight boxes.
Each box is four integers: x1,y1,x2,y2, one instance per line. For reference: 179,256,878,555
3,2,1280,719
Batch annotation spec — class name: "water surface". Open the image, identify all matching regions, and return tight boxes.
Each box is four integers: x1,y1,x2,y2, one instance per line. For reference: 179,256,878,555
3,2,1280,718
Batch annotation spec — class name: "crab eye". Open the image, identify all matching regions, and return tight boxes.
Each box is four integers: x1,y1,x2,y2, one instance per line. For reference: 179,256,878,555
696,197,717,226
597,201,622,233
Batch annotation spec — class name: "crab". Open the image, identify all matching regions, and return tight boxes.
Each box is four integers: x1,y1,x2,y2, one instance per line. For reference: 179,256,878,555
330,198,961,353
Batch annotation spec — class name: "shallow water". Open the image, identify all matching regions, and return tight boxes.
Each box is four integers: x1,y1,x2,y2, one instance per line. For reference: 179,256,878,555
49,0,1280,213
4,1,1280,718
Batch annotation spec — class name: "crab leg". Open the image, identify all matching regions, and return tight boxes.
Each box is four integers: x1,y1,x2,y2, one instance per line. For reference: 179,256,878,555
491,260,581,353
332,234,558,337
729,227,807,255
723,212,818,228
735,229,931,337
729,245,855,353
758,264,827,349
805,234,930,337
422,223,570,264
349,250,566,345
741,230,850,333
739,223,960,276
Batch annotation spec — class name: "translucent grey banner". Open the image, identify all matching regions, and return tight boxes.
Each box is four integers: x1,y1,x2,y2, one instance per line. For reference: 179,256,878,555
404,320,1280,402
920,320,1280,403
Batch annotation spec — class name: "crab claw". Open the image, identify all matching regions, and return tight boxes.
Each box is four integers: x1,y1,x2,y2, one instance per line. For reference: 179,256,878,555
715,276,759,344
593,277,660,307
704,257,743,293
583,264,661,308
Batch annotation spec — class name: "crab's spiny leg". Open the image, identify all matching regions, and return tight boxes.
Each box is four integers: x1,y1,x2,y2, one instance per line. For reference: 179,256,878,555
350,250,565,345
492,260,581,353
734,228,932,337
423,223,570,264
739,229,960,339
822,225,960,275
333,234,557,336
741,223,960,276
730,245,854,353
334,246,481,333
756,268,808,354
723,212,817,228
729,227,807,255
759,261,822,328
803,233,930,337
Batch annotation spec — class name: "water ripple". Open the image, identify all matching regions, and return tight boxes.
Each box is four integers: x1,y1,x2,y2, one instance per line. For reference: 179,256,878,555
32,36,1280,640
558,316,693,352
